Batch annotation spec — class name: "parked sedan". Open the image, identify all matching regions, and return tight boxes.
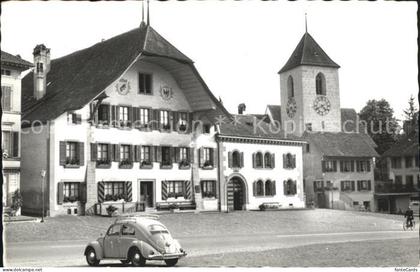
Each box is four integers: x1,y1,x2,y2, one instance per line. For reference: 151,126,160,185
84,215,186,266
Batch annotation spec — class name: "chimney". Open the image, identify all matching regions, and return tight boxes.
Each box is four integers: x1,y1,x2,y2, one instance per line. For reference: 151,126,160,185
238,103,246,115
33,44,51,100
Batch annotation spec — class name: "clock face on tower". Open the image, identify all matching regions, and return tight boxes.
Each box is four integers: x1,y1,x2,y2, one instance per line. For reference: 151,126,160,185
313,96,331,116
286,98,297,118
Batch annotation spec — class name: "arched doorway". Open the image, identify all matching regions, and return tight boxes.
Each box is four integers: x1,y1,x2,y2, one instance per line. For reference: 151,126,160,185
227,177,246,211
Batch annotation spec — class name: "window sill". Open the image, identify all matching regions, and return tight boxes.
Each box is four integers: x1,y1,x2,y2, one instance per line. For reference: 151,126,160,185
202,197,217,200
159,128,172,133
201,166,214,170
140,164,153,169
254,195,276,198
62,201,81,206
160,164,173,169
284,167,296,170
284,194,297,197
96,163,111,169
2,157,20,161
230,166,242,170
178,165,191,170
64,164,80,169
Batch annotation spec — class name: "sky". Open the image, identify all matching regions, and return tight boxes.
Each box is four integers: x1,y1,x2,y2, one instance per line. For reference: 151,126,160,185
1,1,417,121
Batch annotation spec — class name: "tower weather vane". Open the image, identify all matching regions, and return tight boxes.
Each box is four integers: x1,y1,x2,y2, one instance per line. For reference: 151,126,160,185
305,12,308,33
140,0,150,26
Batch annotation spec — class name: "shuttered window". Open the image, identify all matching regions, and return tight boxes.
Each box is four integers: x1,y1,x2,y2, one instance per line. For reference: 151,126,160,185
2,131,19,158
59,141,84,167
63,182,80,202
340,160,354,172
283,153,296,169
265,180,276,196
178,112,188,132
139,108,150,127
284,179,297,195
66,142,78,164
159,110,170,130
1,86,12,111
201,180,216,198
161,146,172,166
256,180,264,196
98,104,110,125
322,160,337,172
167,181,184,198
255,152,263,168
232,151,241,168
118,106,130,127
341,180,354,191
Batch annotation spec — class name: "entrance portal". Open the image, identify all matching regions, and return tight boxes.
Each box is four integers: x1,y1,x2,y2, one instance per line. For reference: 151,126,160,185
227,177,246,211
140,181,154,208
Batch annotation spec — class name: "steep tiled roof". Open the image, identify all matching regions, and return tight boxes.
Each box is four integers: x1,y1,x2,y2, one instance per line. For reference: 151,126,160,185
219,114,303,142
304,131,379,157
21,22,210,124
1,50,33,69
278,32,340,73
266,105,281,123
382,131,419,157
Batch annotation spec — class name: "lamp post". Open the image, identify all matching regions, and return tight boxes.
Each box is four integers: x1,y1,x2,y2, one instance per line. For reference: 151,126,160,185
40,169,46,223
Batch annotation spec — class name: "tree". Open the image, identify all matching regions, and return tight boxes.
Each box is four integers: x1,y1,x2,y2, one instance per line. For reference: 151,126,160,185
359,99,399,155
402,95,418,135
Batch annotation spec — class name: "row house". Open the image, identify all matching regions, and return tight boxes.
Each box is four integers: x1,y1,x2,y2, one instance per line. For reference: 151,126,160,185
217,114,305,211
1,51,32,215
271,30,379,211
376,130,419,214
20,22,306,216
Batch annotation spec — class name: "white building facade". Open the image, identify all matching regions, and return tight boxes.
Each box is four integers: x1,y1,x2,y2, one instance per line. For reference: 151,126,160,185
1,51,32,215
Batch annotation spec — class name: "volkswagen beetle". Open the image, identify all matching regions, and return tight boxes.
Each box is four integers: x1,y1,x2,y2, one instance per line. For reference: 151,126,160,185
84,215,186,266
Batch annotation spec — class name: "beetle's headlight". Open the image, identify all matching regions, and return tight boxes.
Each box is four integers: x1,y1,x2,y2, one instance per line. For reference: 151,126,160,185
149,250,154,255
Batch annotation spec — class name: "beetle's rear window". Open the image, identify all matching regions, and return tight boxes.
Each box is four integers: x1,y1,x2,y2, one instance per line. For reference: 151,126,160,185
148,224,169,234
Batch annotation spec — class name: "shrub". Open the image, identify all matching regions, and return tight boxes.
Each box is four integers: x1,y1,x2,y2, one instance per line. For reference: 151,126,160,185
106,205,118,216
11,190,23,214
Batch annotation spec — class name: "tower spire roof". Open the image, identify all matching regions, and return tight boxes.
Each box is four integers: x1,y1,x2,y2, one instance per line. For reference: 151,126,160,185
278,32,340,74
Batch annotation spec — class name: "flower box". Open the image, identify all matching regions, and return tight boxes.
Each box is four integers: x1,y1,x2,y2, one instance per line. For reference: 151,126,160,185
140,161,153,169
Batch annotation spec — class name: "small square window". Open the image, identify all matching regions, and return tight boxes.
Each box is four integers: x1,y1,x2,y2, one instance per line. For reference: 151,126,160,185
203,124,211,134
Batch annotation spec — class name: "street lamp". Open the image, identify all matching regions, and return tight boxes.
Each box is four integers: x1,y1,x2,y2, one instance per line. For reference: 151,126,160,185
40,169,46,223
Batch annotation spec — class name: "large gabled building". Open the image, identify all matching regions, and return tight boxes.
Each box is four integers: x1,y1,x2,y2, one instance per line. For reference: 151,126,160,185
20,21,306,216
376,130,419,213
20,22,229,216
1,50,32,215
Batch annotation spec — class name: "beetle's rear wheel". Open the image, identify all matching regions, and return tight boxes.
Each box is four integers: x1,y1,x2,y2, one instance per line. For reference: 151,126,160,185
86,248,100,266
165,258,178,267
130,248,146,267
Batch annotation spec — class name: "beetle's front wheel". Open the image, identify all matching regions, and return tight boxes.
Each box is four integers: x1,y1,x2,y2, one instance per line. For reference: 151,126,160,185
130,249,146,267
165,258,178,267
86,248,100,266
120,259,130,265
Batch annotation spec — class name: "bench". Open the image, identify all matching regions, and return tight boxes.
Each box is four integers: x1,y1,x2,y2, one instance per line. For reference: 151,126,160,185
259,202,281,211
156,201,196,211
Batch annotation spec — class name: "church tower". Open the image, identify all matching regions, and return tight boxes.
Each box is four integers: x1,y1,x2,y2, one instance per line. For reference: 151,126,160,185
278,32,341,136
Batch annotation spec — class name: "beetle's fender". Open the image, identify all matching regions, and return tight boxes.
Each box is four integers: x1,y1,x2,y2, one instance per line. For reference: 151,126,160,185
126,240,156,260
84,241,104,260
